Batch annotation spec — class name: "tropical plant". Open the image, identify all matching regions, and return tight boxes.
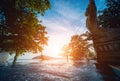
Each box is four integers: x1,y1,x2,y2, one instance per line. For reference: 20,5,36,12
62,33,92,60
34,24,48,59
98,0,120,28
69,35,88,60
0,0,51,66
61,45,71,61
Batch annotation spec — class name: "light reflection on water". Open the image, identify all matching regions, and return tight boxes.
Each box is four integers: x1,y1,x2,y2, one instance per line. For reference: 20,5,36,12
9,59,40,63
8,59,104,81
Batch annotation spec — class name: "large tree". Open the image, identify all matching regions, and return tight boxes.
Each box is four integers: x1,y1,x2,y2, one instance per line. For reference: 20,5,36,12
62,34,92,60
0,0,50,66
69,35,88,60
98,0,120,28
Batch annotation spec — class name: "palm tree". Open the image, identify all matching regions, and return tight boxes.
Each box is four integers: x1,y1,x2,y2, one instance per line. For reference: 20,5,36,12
35,24,48,60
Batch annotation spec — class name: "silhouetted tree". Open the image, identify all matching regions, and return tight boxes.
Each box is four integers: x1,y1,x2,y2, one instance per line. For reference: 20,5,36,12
63,34,91,60
69,35,88,60
0,0,51,66
61,32,94,61
35,25,48,60
61,45,71,61
98,0,120,28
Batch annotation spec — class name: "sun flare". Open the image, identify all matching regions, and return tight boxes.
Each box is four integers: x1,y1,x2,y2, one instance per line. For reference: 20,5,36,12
52,48,61,56
44,37,65,57
48,47,61,57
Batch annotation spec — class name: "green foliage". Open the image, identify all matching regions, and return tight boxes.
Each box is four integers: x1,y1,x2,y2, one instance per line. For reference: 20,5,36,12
0,0,50,66
62,33,92,60
98,0,120,28
15,0,51,15
69,35,89,60
0,0,51,28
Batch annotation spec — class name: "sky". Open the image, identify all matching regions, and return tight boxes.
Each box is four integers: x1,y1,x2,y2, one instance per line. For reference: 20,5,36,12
18,0,106,59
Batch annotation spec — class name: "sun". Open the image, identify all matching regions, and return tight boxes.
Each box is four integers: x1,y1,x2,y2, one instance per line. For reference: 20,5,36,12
44,34,70,58
49,47,61,57
44,42,63,57
52,48,61,56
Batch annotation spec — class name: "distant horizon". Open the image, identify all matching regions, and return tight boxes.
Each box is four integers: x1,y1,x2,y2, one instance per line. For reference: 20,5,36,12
9,52,65,60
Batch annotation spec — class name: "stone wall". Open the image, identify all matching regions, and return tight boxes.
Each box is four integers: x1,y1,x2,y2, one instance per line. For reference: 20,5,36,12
93,35,120,65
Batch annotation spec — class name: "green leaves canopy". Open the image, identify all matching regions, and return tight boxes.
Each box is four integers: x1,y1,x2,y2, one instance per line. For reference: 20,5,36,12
0,0,50,65
62,33,92,60
15,0,50,15
98,0,120,28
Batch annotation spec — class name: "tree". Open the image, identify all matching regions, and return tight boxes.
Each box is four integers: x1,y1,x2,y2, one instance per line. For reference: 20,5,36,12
61,45,71,62
0,0,51,66
61,32,94,61
0,0,50,27
62,34,91,60
69,35,88,60
98,0,120,28
34,24,48,60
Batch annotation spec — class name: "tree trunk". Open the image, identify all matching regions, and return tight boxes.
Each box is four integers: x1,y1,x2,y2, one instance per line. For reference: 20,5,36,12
12,50,19,67
41,51,44,60
41,45,44,60
66,55,69,62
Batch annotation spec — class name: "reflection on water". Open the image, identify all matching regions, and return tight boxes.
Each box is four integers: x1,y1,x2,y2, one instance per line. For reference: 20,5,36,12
1,59,119,81
9,59,40,63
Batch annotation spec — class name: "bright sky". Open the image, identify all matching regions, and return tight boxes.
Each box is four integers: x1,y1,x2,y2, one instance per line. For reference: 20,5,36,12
18,0,106,59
